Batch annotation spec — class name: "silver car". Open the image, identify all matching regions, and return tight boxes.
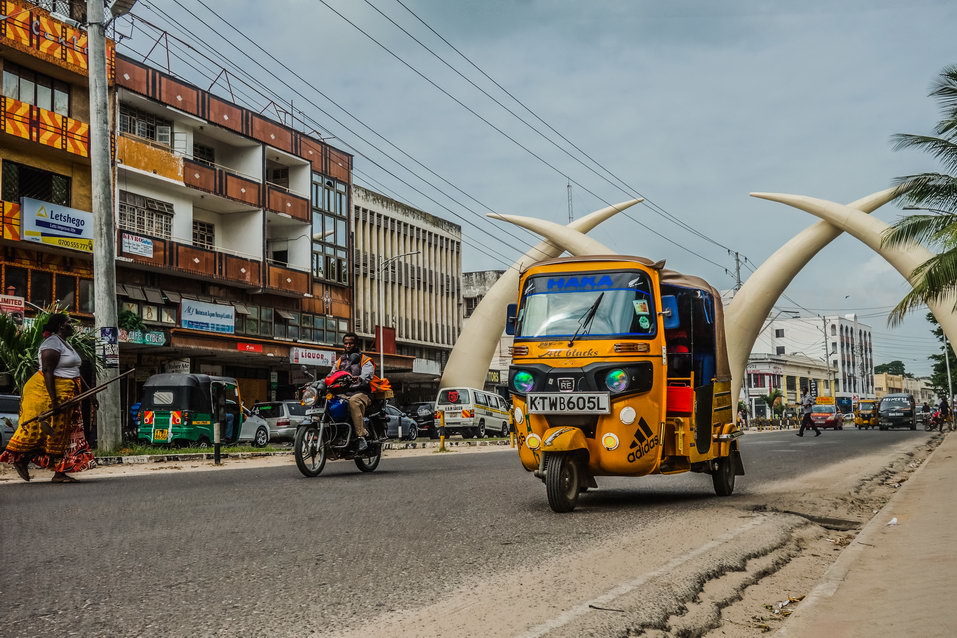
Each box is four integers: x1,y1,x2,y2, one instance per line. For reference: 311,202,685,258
0,394,18,451
254,400,311,441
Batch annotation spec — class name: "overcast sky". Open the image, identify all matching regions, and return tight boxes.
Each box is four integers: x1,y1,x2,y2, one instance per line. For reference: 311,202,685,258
123,0,956,377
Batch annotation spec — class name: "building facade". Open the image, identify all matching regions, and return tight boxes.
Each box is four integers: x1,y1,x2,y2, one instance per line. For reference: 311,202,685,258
744,352,832,417
873,373,936,404
0,3,417,430
351,185,461,401
753,314,875,397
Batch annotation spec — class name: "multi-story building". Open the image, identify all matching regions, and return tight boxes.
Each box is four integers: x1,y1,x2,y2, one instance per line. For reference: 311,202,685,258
873,373,936,403
351,185,461,401
1,2,402,421
753,313,875,397
744,352,832,417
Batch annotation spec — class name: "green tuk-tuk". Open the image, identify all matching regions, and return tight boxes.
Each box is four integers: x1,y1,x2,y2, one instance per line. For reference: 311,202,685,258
137,373,245,446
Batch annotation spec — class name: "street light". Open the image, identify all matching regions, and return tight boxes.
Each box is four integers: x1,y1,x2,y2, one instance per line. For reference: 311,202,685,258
376,250,421,378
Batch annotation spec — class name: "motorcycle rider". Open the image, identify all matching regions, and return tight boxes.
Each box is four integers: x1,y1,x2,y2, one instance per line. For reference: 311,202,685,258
331,332,375,451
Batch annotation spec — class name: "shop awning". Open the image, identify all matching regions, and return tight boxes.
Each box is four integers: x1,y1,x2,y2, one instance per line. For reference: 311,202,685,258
233,303,250,315
115,283,128,296
162,290,182,303
124,285,147,301
276,309,299,323
144,288,165,305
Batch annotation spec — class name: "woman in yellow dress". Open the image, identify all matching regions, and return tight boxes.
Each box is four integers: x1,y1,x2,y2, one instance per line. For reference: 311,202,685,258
0,313,95,482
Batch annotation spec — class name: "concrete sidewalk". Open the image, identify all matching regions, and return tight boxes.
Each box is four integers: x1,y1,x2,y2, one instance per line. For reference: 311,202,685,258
778,432,957,637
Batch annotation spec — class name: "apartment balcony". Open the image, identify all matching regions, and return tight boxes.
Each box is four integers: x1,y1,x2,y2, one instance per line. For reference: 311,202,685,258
0,96,89,158
116,133,183,182
117,229,263,289
263,262,310,297
183,159,262,209
265,184,309,222
1,201,21,241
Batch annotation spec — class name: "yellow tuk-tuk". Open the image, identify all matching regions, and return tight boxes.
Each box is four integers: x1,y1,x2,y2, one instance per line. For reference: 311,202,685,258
505,256,744,512
855,399,878,429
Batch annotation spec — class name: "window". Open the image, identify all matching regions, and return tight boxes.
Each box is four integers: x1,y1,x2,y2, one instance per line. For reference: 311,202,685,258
311,174,350,284
193,143,215,167
119,104,172,145
775,346,786,355
2,62,70,116
30,270,52,308
775,328,785,338
2,161,71,205
118,190,174,239
56,274,76,310
192,220,215,250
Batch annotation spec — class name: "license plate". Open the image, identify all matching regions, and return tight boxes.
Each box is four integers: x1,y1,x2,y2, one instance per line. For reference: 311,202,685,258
153,428,169,441
890,412,903,417
526,393,610,414
306,408,323,416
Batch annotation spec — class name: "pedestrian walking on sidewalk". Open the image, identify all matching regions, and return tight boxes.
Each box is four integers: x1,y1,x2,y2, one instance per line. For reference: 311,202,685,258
797,391,821,437
0,313,95,482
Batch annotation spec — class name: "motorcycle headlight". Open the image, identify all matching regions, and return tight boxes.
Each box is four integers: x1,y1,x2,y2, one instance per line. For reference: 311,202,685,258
605,369,630,393
513,370,535,393
301,386,318,406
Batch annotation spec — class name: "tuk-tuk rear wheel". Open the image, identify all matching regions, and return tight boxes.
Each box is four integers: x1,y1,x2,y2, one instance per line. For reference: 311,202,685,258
545,453,581,513
712,455,735,497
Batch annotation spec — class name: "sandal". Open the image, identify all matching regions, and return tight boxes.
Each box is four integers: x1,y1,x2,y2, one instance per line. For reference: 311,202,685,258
13,461,31,482
51,474,78,483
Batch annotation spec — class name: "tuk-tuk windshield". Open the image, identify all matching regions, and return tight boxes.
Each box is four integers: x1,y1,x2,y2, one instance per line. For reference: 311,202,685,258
517,271,656,339
140,386,210,412
859,401,876,411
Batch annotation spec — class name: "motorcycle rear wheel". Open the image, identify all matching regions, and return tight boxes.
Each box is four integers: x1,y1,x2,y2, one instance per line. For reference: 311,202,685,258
295,425,327,477
355,443,381,472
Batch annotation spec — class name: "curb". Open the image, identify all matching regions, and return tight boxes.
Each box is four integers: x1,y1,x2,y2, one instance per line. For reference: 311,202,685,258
775,433,946,636
92,439,513,465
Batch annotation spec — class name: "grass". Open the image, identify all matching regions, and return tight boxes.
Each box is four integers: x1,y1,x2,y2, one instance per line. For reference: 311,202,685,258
102,444,287,456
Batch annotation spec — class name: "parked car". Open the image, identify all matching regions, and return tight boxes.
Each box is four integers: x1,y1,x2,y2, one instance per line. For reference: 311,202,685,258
383,404,419,441
879,393,918,430
254,400,312,441
810,404,843,429
0,394,19,451
401,401,438,439
435,387,511,438
234,402,271,448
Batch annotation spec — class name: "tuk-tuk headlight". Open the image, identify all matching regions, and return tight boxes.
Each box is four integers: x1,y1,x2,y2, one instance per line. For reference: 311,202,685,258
513,370,535,393
301,386,319,406
526,433,542,450
605,369,630,393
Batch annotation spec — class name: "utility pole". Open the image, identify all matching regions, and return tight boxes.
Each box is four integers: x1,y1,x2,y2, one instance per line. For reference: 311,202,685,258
945,335,954,408
87,0,121,451
733,251,743,291
821,315,833,397
566,181,573,224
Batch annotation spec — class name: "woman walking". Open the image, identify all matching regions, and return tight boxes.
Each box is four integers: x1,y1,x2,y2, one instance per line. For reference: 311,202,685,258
0,313,95,482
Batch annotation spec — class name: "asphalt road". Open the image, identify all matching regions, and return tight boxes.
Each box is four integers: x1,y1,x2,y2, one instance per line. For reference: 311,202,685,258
0,428,932,637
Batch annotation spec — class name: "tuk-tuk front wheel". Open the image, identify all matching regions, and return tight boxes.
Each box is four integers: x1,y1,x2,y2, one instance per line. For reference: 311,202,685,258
712,455,736,497
545,453,581,513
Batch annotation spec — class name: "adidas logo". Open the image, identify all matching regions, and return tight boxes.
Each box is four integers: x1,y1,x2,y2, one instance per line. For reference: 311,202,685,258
627,417,660,463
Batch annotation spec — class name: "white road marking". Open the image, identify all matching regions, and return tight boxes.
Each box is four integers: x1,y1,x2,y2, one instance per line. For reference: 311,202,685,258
517,516,768,638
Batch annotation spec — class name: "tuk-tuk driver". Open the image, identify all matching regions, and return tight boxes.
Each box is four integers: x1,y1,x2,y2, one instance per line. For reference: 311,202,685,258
331,332,375,451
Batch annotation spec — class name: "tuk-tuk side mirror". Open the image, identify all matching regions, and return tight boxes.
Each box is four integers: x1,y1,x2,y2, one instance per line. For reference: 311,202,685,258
660,295,680,330
505,303,518,336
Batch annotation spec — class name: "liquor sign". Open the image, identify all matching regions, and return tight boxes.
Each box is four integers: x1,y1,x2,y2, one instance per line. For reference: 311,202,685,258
20,197,93,253
290,347,335,367
181,299,235,334
121,232,154,258
237,342,262,353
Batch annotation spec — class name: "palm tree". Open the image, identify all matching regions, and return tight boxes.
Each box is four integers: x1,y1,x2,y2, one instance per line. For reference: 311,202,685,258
883,65,957,325
0,307,98,394
762,389,784,417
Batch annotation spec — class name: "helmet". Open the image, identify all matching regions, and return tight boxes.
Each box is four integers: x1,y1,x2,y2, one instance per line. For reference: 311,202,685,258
326,397,350,422
324,370,353,390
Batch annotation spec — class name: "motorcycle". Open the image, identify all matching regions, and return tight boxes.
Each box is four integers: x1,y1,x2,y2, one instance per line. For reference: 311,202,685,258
293,371,389,477
927,410,942,431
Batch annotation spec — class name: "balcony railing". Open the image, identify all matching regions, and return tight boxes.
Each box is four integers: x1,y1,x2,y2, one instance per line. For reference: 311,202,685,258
2,201,21,241
265,263,309,296
183,158,262,208
265,185,309,222
117,229,263,288
0,96,89,157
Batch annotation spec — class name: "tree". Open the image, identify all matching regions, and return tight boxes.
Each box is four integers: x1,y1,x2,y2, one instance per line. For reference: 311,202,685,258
762,389,784,416
925,311,956,397
0,308,98,394
874,360,908,376
883,65,957,325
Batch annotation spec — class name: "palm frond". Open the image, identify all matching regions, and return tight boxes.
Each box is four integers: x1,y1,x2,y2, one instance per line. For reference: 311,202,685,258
881,212,957,248
929,64,957,115
890,135,957,172
887,248,957,326
890,173,957,212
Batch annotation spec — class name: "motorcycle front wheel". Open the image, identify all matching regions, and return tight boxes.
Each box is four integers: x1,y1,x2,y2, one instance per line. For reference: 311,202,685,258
355,442,381,472
295,425,327,477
